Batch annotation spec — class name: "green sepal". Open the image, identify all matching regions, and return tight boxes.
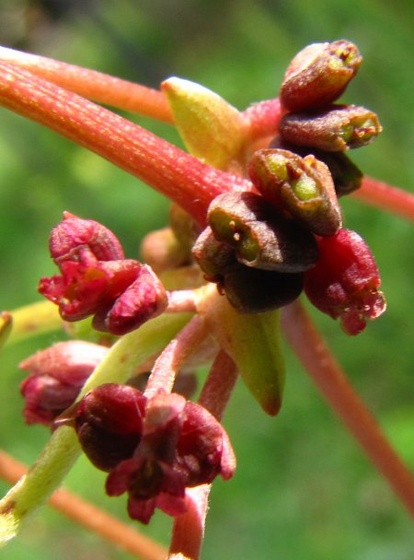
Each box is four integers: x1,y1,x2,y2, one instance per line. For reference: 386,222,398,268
197,286,285,415
162,77,247,170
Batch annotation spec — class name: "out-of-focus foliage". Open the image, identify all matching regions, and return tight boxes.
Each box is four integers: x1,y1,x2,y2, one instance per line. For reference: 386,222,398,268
0,0,414,558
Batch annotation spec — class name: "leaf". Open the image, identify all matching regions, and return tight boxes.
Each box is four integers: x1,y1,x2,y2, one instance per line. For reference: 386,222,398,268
197,286,285,415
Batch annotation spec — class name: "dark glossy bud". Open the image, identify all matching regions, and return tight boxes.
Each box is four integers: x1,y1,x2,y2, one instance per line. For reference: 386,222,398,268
249,149,342,236
207,192,318,272
304,229,386,335
192,226,239,283
279,105,382,151
222,265,304,314
280,40,362,112
74,383,147,471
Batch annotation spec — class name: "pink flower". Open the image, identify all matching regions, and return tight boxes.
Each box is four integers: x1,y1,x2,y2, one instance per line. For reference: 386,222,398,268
38,213,168,335
20,341,108,425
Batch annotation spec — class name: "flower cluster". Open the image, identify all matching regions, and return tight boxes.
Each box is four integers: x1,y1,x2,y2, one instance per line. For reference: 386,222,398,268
70,384,235,524
38,212,168,335
193,40,386,334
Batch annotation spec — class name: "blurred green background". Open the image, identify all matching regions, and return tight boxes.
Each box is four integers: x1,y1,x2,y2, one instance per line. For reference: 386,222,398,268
1,0,414,558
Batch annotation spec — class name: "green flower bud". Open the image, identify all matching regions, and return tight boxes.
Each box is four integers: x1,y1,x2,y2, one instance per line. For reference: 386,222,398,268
279,105,382,151
280,40,362,112
249,148,342,236
269,138,363,197
207,191,318,272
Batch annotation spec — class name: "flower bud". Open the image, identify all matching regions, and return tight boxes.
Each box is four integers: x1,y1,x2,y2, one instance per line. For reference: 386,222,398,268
74,384,235,524
207,191,318,272
93,264,169,335
280,40,362,111
50,211,124,264
304,229,386,335
39,214,168,335
19,341,108,425
75,384,147,471
223,266,304,314
269,138,363,196
192,226,239,283
279,105,382,151
249,148,342,236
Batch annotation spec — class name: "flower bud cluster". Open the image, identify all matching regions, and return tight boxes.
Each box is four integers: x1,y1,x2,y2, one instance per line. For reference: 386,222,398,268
38,212,168,335
70,384,235,524
194,40,386,333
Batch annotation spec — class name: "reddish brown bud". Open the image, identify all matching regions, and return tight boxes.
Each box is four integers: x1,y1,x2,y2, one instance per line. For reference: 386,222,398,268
280,40,362,111
279,105,382,152
304,229,386,335
207,191,318,272
249,148,342,236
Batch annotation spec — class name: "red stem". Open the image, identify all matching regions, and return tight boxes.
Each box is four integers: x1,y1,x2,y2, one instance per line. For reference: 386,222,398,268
282,300,414,518
0,46,173,122
0,63,251,226
354,176,414,222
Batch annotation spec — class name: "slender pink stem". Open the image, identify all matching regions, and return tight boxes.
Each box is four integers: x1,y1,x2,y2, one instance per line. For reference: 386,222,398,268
0,46,173,123
168,485,210,560
0,450,166,560
353,176,414,222
282,300,414,518
198,350,239,420
0,63,251,225
145,315,211,398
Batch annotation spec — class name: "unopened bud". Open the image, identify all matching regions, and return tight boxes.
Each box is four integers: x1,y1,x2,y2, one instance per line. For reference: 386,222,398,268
279,105,382,151
280,40,362,111
304,228,386,335
223,266,304,314
249,148,342,236
207,191,318,272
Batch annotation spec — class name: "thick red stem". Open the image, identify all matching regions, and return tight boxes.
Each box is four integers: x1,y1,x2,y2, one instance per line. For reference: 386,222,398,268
0,46,173,122
282,300,414,518
0,63,251,225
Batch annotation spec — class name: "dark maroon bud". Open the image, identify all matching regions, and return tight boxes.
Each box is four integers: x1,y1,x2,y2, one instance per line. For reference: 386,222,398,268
304,229,386,335
280,40,362,111
207,192,318,272
74,384,147,471
222,265,304,314
279,105,382,152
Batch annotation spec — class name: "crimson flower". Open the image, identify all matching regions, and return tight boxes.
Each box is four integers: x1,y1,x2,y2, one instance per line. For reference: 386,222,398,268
73,384,235,524
38,212,168,335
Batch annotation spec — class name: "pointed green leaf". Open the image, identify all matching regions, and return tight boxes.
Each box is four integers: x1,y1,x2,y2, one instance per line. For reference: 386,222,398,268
198,286,285,415
162,77,247,171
